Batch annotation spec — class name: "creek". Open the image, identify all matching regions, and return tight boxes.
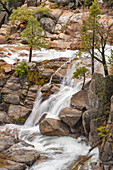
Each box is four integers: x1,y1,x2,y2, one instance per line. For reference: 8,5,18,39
1,44,112,170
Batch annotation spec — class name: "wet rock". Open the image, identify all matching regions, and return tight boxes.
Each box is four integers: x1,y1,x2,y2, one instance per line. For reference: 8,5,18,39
35,113,47,126
41,84,52,93
39,118,69,136
3,160,26,170
59,107,82,127
70,89,88,111
41,92,51,102
40,17,55,33
8,105,31,124
4,148,40,166
4,94,20,105
50,84,60,94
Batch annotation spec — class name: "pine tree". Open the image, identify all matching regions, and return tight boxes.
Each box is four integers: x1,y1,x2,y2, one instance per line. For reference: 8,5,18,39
82,0,101,75
21,16,47,62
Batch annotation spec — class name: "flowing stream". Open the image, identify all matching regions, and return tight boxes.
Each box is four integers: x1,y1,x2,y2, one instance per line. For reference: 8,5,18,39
1,44,113,169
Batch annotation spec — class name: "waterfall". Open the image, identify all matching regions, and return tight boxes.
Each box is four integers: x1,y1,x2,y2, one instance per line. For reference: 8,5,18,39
22,60,98,170
0,44,100,170
25,60,82,127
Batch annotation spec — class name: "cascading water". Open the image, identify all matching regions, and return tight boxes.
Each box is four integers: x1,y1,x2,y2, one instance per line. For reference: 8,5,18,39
0,44,102,170
22,58,98,170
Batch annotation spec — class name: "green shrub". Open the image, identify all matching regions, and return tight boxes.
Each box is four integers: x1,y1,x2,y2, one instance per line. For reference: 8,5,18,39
15,61,28,78
97,126,110,140
50,2,58,9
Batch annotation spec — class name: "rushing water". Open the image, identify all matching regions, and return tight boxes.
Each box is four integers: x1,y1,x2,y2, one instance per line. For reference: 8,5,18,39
2,44,112,169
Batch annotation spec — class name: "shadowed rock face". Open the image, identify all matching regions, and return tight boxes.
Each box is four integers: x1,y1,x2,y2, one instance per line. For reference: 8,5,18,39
70,89,88,111
39,118,69,136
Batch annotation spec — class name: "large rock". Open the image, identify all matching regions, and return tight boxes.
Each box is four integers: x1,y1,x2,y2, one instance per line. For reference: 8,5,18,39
8,105,31,124
59,107,82,127
4,94,20,105
70,89,88,111
5,149,40,166
39,118,69,136
40,17,55,33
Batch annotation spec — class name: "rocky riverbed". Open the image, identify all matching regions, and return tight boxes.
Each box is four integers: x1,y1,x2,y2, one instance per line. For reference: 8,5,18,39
0,1,113,169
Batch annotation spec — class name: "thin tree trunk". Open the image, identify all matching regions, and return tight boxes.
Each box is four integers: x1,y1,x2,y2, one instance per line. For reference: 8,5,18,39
0,0,11,16
91,47,94,75
102,46,108,76
82,73,85,90
91,29,95,75
29,46,32,62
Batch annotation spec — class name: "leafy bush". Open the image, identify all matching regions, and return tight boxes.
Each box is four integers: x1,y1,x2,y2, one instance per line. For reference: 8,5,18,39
15,61,28,78
97,126,109,139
